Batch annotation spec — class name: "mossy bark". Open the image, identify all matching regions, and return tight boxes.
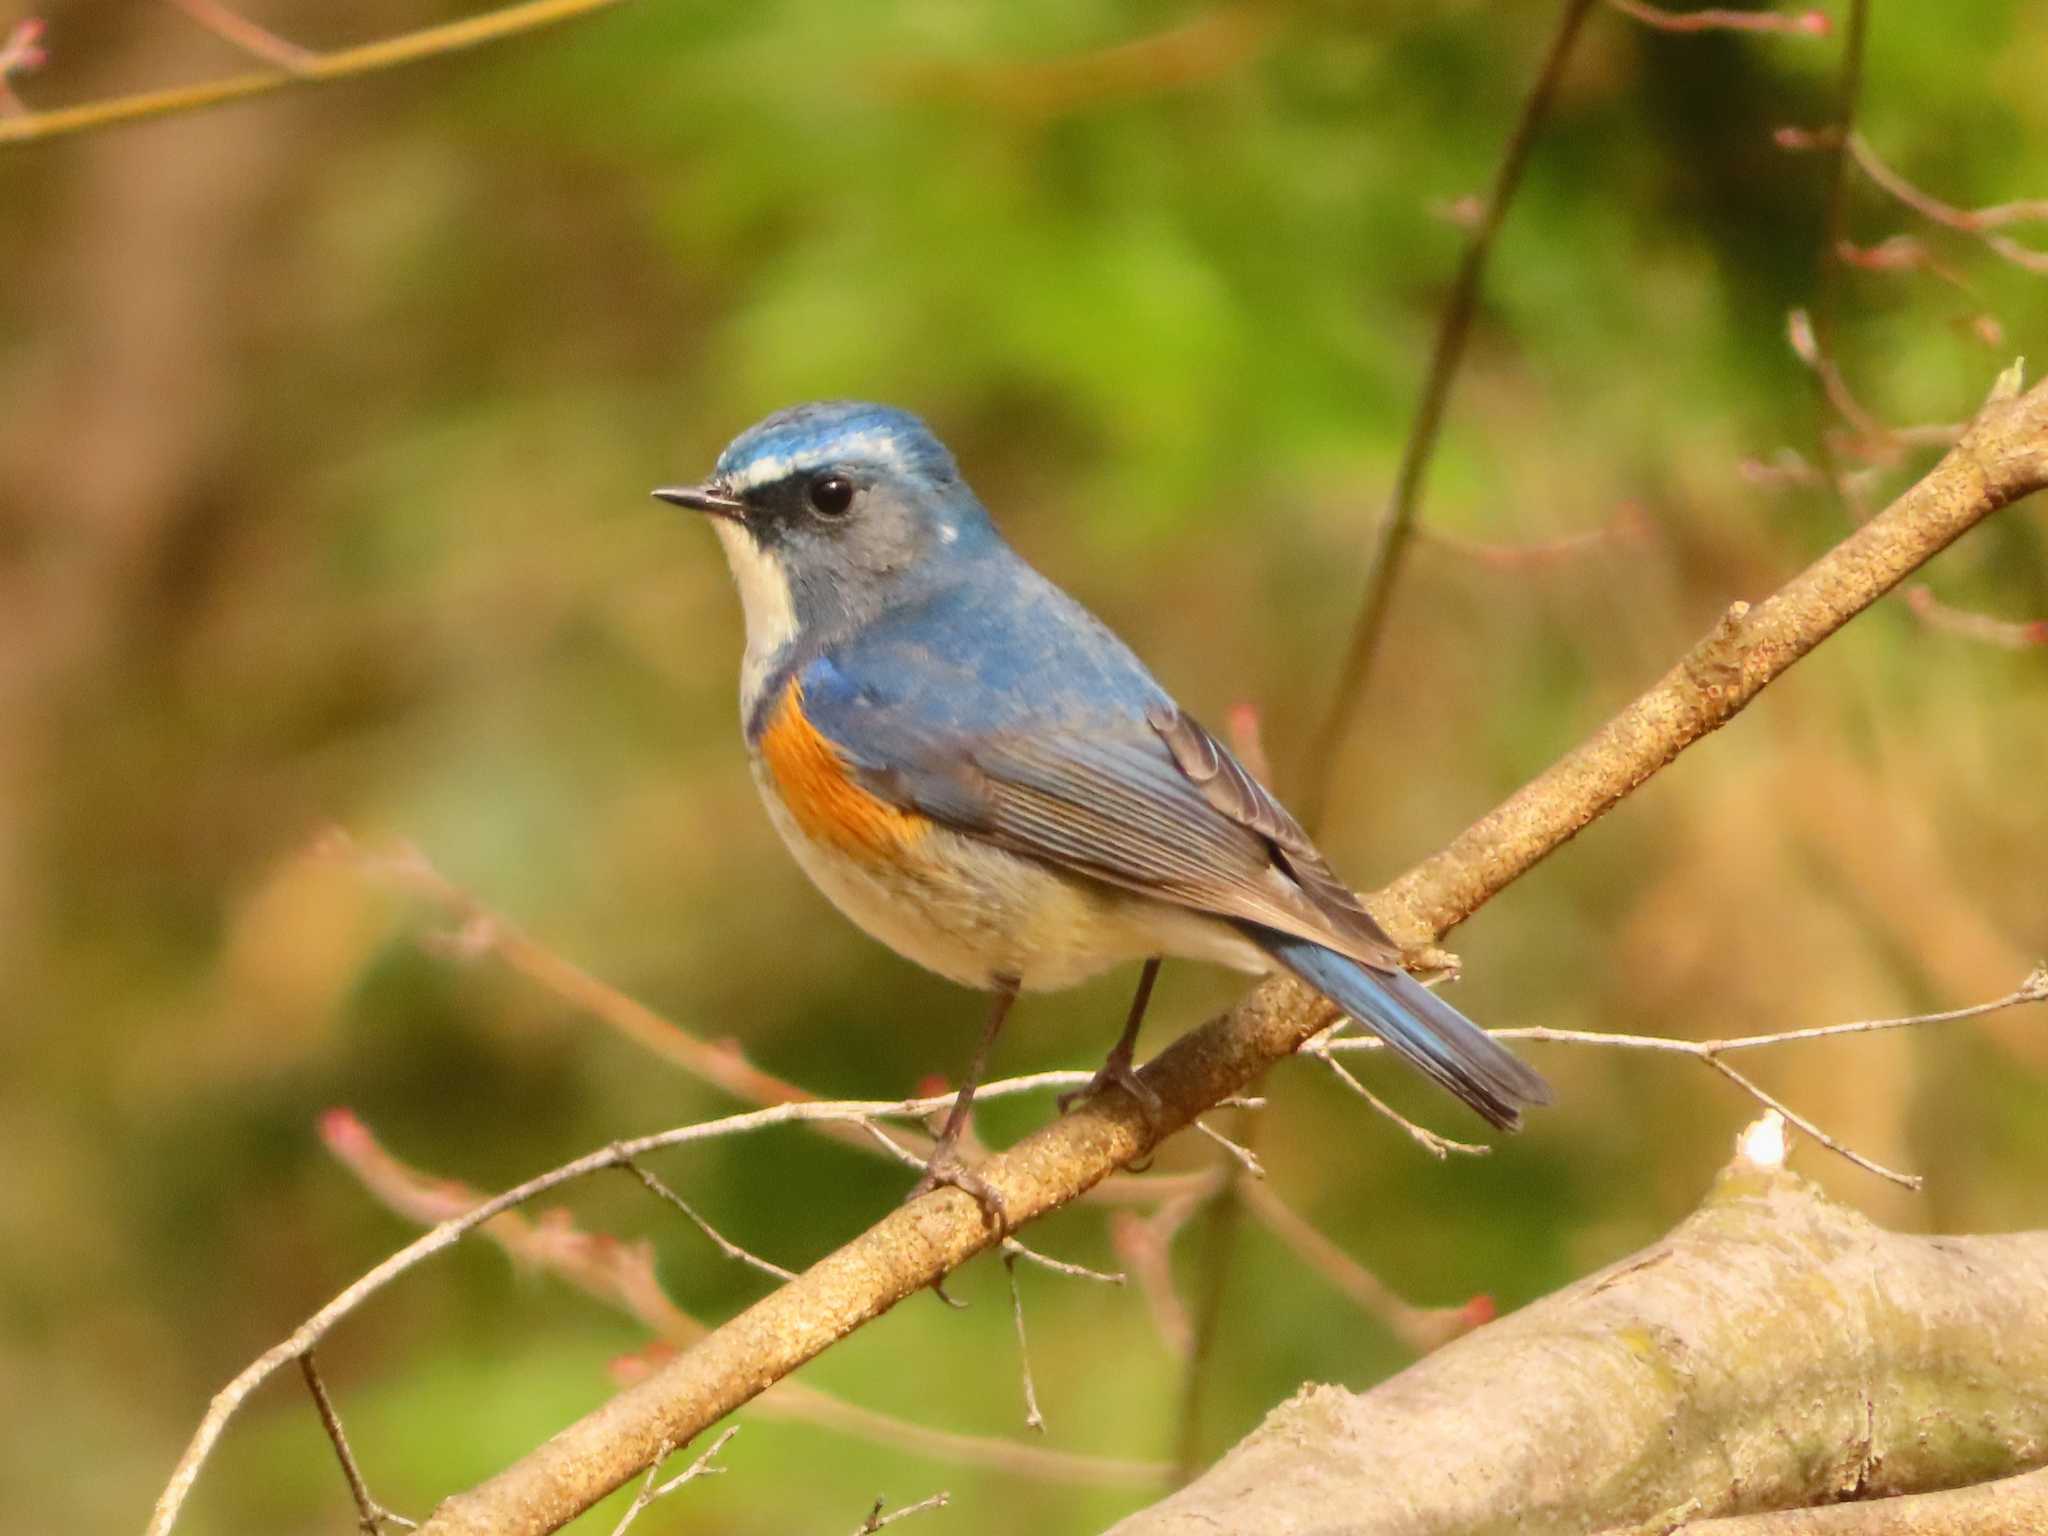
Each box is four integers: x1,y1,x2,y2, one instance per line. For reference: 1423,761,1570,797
1111,1155,2048,1536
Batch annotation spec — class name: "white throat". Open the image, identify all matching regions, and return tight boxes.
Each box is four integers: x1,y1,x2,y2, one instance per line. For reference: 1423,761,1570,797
712,518,799,713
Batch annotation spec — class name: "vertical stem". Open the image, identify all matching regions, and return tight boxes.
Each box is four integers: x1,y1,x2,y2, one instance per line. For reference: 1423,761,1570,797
1178,0,1602,1483
1299,0,1599,831
1812,0,1871,364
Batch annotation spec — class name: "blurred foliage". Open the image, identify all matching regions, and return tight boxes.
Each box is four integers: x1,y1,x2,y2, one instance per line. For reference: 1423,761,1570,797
2,1,2046,1532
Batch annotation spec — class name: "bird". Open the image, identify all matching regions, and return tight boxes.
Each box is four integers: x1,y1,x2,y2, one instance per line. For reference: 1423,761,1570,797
656,402,1550,1222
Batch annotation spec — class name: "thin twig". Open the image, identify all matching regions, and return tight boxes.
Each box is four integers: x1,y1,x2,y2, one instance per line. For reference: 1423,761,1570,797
1302,1037,1490,1159
1416,504,1651,571
300,1354,416,1534
1903,586,2048,649
607,1426,736,1536
1705,1056,1917,1188
882,3,1268,118
1842,134,2048,274
853,1492,951,1534
1236,1180,1493,1354
1190,1119,1265,1178
1001,1238,1125,1286
1301,0,1599,827
165,0,316,70
857,1116,932,1171
1004,1252,1046,1432
620,1158,798,1283
0,0,632,147
1603,0,1830,36
0,17,45,116
1811,0,1870,363
1110,1192,1214,1361
1325,967,2048,1188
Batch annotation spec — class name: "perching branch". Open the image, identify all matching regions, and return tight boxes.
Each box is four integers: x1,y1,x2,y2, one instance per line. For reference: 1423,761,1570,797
388,370,2048,1536
1105,1120,2048,1535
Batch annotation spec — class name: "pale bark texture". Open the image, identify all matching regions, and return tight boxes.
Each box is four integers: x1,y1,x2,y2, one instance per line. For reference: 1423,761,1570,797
1109,1149,2048,1536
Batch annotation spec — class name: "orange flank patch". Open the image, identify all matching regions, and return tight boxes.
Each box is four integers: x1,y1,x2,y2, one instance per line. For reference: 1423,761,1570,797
757,681,930,863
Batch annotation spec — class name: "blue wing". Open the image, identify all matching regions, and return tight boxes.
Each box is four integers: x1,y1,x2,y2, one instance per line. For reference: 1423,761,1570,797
789,576,1549,1127
786,577,1406,967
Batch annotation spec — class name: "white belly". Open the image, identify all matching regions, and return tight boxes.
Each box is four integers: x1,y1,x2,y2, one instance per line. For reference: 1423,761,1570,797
751,761,1268,991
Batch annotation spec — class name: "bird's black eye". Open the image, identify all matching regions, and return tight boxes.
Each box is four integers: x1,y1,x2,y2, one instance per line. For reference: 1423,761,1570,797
807,472,855,518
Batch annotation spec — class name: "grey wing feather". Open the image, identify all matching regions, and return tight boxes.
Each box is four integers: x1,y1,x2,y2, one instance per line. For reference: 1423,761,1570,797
1145,704,1406,968
843,703,1402,969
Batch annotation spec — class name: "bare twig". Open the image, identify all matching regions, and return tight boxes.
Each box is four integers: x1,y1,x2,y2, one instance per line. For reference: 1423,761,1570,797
1302,0,1599,827
882,4,1269,119
0,0,632,147
1845,136,2048,232
1810,0,1870,365
1325,966,2048,1189
621,1158,798,1283
0,17,45,116
853,1492,951,1534
1904,585,2048,649
1110,1193,1213,1362
1603,1,1830,36
1846,136,2048,274
1190,1119,1264,1178
1236,1180,1494,1354
1302,1032,1489,1160
1001,1238,1125,1286
1416,504,1651,571
1776,127,2048,276
1704,1056,1917,1188
607,1426,736,1536
1004,1252,1046,1432
165,0,316,70
300,1354,416,1534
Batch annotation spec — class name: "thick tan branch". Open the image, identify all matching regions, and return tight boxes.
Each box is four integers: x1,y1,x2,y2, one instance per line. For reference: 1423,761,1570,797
1659,1464,2048,1534
408,372,2048,1536
1109,1142,2048,1535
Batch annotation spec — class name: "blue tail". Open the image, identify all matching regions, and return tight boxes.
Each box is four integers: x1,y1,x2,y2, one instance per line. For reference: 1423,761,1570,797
1252,928,1551,1130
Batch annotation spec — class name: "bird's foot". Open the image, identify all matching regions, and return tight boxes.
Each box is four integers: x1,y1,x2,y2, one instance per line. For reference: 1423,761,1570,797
1058,1046,1163,1134
907,1147,1008,1232
1402,943,1462,982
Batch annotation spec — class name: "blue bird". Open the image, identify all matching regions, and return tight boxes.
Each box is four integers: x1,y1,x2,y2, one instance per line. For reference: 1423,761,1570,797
656,402,1549,1221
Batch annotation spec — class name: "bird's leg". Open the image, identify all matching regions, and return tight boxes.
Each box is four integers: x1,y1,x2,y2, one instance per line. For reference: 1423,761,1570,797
1058,958,1164,1131
909,976,1018,1230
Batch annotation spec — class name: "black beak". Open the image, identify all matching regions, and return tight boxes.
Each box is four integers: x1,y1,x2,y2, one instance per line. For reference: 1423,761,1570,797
652,482,746,522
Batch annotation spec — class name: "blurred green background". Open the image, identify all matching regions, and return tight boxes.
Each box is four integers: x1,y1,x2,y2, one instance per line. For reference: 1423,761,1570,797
3,1,2046,1531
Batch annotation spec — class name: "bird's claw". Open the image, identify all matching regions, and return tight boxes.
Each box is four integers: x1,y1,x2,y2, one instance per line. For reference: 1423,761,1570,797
1058,1049,1164,1135
908,1148,1008,1233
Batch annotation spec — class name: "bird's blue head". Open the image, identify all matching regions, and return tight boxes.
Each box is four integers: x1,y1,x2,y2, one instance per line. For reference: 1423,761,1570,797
656,402,999,687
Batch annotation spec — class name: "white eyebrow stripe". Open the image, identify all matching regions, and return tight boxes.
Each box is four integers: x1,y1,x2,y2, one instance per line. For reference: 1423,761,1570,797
724,428,912,492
